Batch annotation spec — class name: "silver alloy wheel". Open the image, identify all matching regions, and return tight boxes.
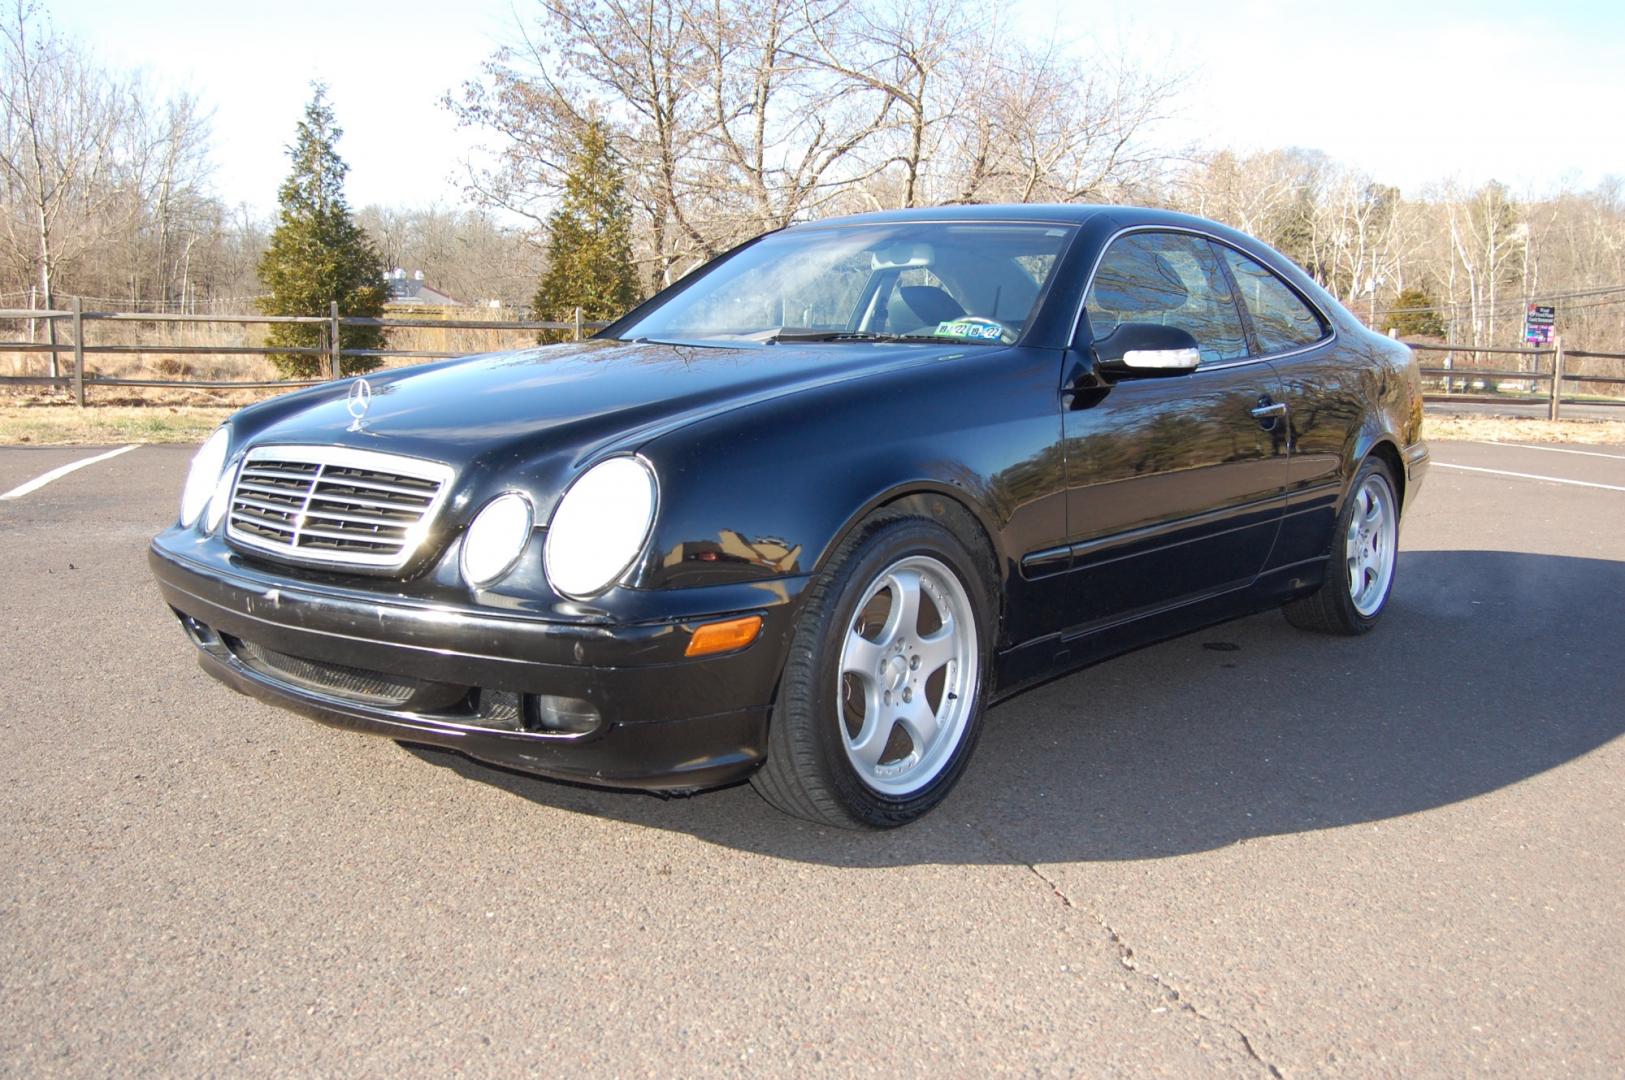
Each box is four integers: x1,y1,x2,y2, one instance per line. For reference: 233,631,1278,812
837,554,979,797
1346,473,1397,617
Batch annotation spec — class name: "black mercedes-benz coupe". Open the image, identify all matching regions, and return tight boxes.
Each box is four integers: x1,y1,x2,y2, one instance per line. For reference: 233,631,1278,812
150,204,1427,828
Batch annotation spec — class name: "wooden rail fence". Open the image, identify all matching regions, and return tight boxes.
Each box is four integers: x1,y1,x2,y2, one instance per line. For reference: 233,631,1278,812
3,302,1622,420
1404,337,1625,420
0,300,609,405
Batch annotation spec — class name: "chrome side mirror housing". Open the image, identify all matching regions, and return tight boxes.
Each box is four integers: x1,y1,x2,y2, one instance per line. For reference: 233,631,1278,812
1092,323,1202,378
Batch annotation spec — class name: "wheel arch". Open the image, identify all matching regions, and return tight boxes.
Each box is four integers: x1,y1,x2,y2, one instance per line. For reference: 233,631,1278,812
812,482,1009,644
1349,430,1407,513
816,481,1004,576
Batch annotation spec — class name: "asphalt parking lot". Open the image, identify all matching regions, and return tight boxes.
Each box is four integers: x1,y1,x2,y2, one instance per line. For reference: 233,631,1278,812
2,440,1623,1076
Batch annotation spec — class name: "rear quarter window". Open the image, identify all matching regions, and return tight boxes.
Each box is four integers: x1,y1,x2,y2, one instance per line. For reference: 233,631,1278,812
1220,247,1329,354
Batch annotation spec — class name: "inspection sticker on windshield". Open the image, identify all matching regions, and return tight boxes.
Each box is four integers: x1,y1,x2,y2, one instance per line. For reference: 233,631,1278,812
933,318,1006,341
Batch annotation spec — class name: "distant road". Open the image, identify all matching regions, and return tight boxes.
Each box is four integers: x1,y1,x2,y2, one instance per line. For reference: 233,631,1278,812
1426,398,1625,420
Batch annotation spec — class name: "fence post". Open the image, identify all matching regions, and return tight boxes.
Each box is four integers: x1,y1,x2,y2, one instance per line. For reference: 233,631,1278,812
27,285,36,343
1548,336,1565,421
329,300,342,379
71,296,85,407
573,306,583,342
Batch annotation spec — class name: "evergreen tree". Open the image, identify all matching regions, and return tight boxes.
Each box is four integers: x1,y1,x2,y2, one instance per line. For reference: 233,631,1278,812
258,85,388,378
1387,286,1447,339
532,121,638,341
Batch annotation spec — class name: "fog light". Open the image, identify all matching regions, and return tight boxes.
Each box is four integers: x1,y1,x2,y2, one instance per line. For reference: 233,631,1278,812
524,693,599,735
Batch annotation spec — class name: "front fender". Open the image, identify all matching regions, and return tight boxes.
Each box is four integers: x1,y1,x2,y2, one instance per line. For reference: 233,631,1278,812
629,347,1069,610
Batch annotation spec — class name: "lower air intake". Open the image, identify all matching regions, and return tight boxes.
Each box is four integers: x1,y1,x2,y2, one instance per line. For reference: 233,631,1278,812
227,638,443,707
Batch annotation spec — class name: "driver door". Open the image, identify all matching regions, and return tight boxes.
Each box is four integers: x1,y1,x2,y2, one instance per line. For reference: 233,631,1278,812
1058,230,1290,632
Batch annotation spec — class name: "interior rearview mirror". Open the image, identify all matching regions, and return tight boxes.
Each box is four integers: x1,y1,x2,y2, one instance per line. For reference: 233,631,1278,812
1091,323,1201,378
870,242,933,271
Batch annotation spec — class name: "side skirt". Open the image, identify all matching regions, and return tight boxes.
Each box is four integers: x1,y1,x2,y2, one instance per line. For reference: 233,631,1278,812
990,558,1326,704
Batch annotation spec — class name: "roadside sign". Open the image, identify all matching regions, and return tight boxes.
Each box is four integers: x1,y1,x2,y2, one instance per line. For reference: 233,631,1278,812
1525,304,1555,345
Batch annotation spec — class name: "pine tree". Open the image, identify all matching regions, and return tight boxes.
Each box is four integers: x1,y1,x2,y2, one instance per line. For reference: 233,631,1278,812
532,121,639,342
1387,286,1446,339
258,85,389,378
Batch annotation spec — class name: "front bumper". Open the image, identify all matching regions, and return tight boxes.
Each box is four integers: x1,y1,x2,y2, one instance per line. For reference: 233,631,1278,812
149,535,807,792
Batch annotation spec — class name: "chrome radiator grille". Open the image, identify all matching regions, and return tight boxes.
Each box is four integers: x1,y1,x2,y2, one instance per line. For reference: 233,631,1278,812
225,446,454,569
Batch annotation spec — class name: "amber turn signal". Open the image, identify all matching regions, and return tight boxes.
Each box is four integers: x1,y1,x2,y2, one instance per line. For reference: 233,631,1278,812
685,614,763,657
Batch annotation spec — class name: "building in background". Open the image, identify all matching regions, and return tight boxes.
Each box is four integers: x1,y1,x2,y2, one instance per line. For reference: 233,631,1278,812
385,268,462,308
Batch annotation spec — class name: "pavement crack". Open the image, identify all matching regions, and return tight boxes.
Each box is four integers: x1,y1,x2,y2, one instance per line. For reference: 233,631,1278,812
979,826,1285,1079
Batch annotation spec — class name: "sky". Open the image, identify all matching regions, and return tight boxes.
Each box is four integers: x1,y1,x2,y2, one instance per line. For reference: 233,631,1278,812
53,0,1625,217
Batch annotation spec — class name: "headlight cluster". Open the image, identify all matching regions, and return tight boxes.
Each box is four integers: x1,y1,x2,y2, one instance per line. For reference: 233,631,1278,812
182,432,657,599
544,457,657,598
180,426,231,528
463,457,656,595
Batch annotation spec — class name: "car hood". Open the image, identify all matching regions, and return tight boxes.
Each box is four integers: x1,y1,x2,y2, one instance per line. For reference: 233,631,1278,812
232,337,982,516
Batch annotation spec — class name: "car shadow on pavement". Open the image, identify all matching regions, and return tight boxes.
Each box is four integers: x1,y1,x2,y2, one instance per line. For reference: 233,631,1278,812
404,550,1625,867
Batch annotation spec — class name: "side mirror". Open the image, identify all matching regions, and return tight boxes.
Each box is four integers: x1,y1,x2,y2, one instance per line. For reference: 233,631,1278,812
1091,323,1201,378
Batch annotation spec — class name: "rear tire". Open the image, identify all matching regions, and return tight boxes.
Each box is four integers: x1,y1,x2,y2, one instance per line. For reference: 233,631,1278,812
1284,457,1400,635
751,512,996,829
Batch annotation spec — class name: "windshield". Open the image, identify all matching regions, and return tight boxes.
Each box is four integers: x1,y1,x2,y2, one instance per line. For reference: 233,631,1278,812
613,222,1077,347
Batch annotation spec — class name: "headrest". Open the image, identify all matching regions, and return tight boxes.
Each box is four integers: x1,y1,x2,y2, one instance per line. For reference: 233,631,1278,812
895,285,966,326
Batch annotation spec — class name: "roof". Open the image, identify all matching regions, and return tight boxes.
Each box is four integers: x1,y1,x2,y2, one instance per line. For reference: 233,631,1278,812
790,204,1254,240
387,275,463,307
792,204,1115,228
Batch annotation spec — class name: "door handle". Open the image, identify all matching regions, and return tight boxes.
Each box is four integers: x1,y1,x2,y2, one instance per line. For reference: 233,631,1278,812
1250,400,1288,419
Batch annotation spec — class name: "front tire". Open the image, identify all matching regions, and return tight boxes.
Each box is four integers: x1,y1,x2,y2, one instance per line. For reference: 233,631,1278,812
1284,457,1400,635
751,513,995,829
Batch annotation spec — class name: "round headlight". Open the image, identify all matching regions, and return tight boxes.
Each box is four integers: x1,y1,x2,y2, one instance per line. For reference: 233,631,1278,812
180,427,230,527
462,492,535,587
544,457,657,599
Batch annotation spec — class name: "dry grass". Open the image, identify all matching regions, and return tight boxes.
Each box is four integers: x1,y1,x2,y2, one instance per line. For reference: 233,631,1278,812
1424,413,1625,446
0,402,237,444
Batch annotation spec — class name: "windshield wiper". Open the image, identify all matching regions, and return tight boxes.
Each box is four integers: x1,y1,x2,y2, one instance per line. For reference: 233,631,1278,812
764,328,984,345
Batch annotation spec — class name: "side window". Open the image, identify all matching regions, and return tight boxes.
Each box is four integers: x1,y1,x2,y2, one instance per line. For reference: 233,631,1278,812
1084,232,1248,364
1220,247,1328,354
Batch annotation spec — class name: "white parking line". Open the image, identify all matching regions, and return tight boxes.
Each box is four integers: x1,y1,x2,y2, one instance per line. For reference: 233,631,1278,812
0,445,139,500
1476,441,1625,461
1434,461,1625,493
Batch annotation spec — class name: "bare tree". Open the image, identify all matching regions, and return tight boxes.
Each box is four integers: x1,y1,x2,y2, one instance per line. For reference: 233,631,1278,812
789,0,971,209
451,0,715,287
946,42,1183,205
1172,149,1305,239
356,203,545,309
452,0,1185,289
0,1,218,326
691,0,892,229
1440,180,1523,345
0,0,124,368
